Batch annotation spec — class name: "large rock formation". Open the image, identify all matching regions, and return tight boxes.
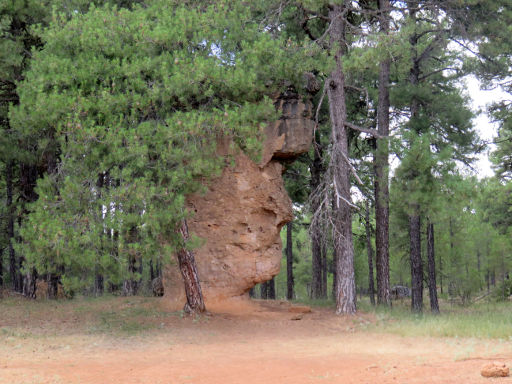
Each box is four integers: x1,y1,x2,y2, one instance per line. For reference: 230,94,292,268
164,94,314,307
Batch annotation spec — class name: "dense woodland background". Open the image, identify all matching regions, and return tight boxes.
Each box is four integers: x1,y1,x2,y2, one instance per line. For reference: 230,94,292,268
0,0,511,314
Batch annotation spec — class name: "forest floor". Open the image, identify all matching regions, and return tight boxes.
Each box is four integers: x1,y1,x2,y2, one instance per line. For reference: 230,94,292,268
0,295,511,384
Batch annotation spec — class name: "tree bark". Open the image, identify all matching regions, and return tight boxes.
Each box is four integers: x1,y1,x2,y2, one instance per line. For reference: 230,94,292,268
177,219,205,314
286,221,294,300
409,213,423,312
328,2,357,314
374,0,392,307
426,220,439,314
365,201,376,306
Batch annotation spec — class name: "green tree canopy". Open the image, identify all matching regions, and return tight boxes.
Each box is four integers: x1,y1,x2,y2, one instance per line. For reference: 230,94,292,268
10,0,318,289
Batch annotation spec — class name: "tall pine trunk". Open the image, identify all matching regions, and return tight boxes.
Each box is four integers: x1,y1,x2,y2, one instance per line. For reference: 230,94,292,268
310,143,324,299
427,220,439,313
328,2,356,314
374,0,391,307
408,7,423,313
409,213,423,312
286,221,294,300
365,201,375,306
177,220,205,313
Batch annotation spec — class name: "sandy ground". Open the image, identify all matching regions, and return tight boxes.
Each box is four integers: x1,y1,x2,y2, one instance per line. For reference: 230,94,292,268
0,298,511,384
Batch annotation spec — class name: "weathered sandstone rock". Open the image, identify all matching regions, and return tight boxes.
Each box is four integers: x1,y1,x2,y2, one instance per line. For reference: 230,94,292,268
260,95,315,165
163,94,314,307
481,362,509,378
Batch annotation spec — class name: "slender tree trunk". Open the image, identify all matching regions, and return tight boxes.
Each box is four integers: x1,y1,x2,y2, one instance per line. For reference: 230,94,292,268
409,213,423,312
407,6,424,313
286,221,294,300
310,136,326,299
95,173,104,296
312,238,322,299
123,226,140,296
267,277,276,300
365,201,376,306
374,0,391,307
426,220,439,314
177,219,205,313
321,243,328,298
95,272,104,296
449,217,454,259
47,273,60,299
156,257,162,278
22,268,37,299
6,160,19,291
0,247,3,287
439,245,443,294
149,259,156,283
328,2,356,314
18,163,39,295
260,281,268,299
310,145,324,299
332,247,338,300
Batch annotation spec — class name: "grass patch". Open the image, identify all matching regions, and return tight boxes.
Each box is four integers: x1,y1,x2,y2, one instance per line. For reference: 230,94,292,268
360,298,512,339
0,295,179,338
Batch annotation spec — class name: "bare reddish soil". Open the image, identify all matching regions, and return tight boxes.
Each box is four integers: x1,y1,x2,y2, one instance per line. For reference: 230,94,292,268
0,297,510,384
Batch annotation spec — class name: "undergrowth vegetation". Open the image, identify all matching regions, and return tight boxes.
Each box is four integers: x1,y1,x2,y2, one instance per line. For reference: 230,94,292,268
359,299,512,340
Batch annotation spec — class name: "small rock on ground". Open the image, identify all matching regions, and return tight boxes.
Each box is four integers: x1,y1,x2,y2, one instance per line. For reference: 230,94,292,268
288,305,312,314
481,362,509,378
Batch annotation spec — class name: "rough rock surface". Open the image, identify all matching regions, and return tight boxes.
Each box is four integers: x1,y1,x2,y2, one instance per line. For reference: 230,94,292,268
164,95,314,307
481,362,509,378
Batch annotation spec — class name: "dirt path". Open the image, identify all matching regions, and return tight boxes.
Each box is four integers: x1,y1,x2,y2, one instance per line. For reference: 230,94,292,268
0,299,510,384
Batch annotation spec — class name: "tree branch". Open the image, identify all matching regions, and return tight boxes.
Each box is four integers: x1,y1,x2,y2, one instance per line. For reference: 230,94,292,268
345,122,382,138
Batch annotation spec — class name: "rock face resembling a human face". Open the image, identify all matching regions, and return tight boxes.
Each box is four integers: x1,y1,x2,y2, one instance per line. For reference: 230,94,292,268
163,96,314,306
